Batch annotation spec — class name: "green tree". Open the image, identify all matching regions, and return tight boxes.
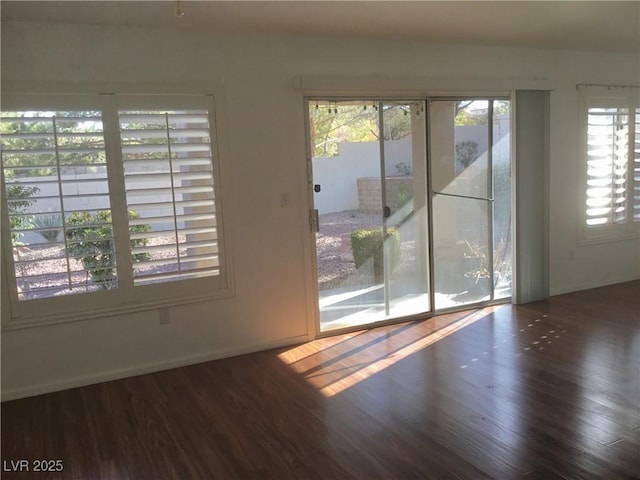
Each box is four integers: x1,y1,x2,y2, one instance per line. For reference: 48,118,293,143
0,111,106,178
310,104,378,157
382,105,412,142
494,101,511,116
455,102,488,126
309,102,413,157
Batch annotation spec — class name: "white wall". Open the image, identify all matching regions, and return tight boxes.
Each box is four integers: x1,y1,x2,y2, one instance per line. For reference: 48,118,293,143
2,21,639,399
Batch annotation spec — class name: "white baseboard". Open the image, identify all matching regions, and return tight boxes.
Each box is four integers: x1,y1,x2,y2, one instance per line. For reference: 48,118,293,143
550,274,640,297
1,334,311,402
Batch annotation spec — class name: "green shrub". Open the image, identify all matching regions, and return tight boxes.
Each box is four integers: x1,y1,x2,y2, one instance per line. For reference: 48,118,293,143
350,227,400,281
66,210,151,289
396,186,410,209
455,140,479,169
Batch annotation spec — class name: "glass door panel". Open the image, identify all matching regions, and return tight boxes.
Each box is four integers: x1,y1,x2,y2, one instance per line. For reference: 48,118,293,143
382,101,430,318
311,100,383,331
433,195,491,308
310,99,430,333
430,100,494,309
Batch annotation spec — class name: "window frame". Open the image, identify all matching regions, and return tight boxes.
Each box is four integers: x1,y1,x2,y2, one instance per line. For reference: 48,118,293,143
579,86,640,245
1,92,233,329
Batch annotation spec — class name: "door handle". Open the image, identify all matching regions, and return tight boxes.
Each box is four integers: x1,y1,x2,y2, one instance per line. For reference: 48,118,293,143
310,209,319,232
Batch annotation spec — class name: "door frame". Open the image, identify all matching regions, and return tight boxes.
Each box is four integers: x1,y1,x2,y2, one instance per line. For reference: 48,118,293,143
303,93,515,338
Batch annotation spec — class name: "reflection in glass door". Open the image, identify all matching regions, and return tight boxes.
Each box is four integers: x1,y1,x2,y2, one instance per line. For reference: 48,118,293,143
309,100,430,332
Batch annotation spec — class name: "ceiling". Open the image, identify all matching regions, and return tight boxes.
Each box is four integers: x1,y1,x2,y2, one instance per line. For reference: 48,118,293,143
2,1,639,53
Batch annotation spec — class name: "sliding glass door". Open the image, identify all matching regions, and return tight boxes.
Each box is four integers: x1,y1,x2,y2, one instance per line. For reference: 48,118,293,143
307,97,511,333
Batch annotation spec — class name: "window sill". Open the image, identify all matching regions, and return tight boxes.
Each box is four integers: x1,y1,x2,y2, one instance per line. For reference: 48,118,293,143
2,287,235,331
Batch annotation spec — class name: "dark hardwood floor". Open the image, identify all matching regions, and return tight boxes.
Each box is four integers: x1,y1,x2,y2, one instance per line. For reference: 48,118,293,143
2,281,639,479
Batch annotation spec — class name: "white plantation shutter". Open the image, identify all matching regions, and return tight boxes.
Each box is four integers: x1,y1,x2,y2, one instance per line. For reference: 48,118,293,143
585,107,629,226
581,86,640,242
1,111,115,299
119,109,220,285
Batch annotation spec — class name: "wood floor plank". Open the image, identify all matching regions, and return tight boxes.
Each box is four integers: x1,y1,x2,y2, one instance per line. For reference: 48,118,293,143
2,280,639,479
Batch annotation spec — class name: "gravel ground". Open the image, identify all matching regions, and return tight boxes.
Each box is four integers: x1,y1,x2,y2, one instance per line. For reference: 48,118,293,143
13,211,417,296
13,235,188,299
315,210,380,289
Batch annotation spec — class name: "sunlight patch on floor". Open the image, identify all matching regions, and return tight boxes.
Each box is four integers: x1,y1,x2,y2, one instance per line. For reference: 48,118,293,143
279,306,502,397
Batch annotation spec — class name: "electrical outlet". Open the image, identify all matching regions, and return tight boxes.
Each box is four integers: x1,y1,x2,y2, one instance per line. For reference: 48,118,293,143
159,308,170,325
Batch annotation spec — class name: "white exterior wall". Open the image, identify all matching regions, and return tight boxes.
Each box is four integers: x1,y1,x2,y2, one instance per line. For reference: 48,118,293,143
17,174,177,244
1,21,638,399
312,139,412,214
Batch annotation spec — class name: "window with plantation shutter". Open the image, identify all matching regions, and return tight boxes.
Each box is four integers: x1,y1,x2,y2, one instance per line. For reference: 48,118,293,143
580,86,640,243
585,107,629,226
1,111,115,299
1,93,229,326
119,109,220,285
